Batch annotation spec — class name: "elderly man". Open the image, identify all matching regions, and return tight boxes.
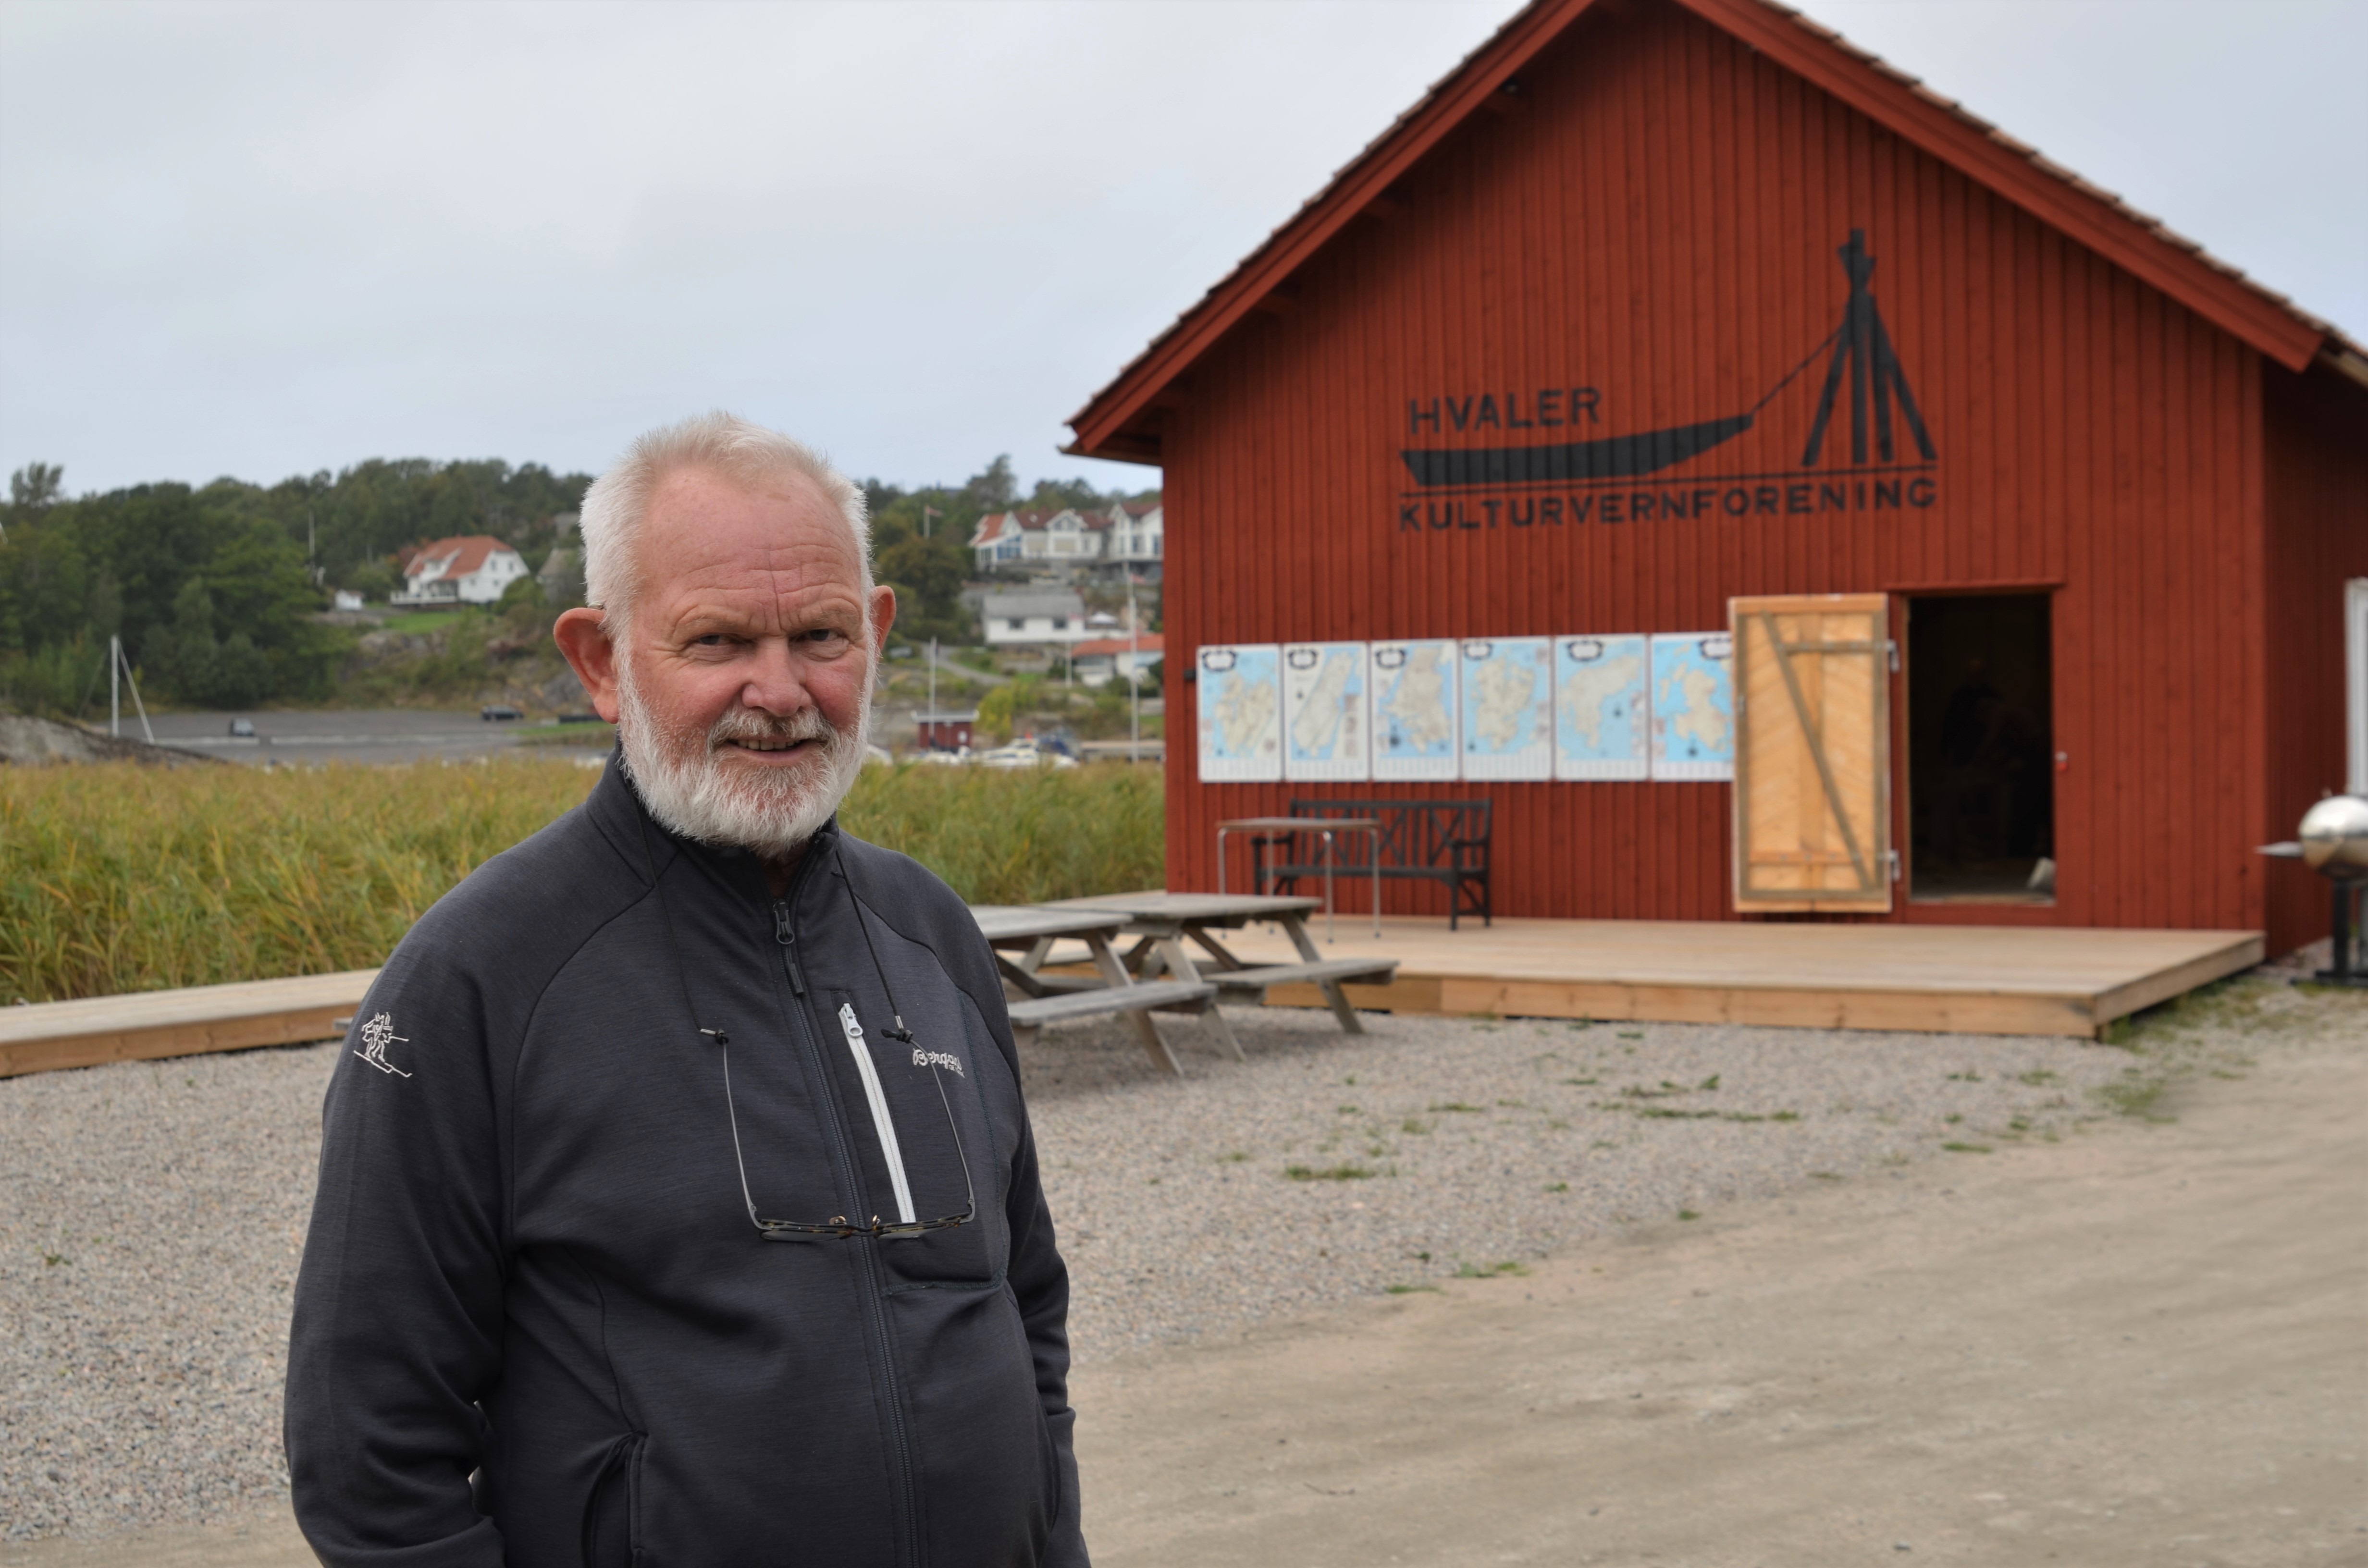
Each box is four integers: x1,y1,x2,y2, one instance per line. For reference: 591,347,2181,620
286,414,1085,1567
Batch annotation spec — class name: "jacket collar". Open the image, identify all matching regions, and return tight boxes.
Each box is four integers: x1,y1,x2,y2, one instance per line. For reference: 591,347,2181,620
585,745,842,910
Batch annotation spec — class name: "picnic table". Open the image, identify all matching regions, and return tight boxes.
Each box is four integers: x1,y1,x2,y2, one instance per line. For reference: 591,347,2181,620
969,904,1214,1077
1041,891,1400,1040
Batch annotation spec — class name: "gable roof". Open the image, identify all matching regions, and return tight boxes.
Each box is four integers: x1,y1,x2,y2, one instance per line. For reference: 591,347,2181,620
1071,633,1166,659
404,535,517,579
1066,0,2358,464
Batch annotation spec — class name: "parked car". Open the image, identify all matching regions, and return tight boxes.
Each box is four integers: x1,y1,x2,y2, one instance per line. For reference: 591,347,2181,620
976,738,1077,770
227,718,256,738
481,705,523,722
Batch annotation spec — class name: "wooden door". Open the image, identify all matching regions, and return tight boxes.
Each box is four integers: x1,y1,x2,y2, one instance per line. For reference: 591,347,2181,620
1732,594,1894,913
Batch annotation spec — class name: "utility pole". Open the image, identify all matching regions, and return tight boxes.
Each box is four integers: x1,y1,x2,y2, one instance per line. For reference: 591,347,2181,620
927,637,938,748
1127,576,1140,763
108,635,155,744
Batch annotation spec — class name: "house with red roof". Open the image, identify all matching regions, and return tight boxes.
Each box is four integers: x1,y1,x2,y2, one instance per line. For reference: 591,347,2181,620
392,536,531,606
967,509,1104,575
1071,632,1165,688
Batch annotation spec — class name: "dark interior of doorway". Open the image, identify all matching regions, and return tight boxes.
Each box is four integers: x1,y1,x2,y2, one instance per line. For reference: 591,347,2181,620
1908,594,2055,903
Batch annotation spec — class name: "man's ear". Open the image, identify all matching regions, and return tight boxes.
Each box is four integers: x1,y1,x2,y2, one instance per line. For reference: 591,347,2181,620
868,585,898,657
554,608,624,723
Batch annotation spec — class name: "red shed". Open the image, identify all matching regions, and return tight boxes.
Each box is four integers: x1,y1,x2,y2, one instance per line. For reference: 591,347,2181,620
1067,0,2367,957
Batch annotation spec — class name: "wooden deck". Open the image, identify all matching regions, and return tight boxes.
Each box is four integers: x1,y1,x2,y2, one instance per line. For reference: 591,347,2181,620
0,970,377,1078
0,914,2268,1078
1207,915,2263,1038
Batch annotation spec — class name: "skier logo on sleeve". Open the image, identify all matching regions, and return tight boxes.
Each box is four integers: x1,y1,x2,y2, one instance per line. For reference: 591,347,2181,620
353,1012,413,1078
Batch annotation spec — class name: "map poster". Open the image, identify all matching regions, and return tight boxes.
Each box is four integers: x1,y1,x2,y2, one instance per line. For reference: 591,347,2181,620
1282,642,1371,782
1649,632,1736,781
1457,637,1554,780
1369,639,1460,781
1195,644,1283,782
1553,634,1649,780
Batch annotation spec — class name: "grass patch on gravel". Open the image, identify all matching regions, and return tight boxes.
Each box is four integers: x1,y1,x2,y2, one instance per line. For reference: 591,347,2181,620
2078,975,2341,1125
1285,1163,1377,1181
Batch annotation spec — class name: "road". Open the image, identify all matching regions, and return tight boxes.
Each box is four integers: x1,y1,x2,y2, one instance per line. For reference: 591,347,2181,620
124,710,609,766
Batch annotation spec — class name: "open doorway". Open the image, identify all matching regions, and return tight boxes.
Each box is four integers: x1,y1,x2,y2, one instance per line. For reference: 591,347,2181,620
1907,593,2055,902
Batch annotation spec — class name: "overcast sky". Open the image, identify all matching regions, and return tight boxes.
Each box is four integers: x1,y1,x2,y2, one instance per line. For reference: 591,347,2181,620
2,0,2360,500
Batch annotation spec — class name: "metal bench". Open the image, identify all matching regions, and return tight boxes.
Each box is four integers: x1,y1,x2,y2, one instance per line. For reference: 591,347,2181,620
1253,799,1494,930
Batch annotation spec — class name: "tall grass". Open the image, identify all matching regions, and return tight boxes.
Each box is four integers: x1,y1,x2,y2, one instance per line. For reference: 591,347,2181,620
840,762,1163,907
0,758,1162,1002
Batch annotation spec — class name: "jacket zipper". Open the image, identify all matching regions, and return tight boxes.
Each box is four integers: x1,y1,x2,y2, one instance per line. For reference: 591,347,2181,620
772,881,923,1568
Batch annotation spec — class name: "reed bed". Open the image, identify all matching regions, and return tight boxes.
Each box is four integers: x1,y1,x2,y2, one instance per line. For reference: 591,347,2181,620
0,758,1163,1003
840,761,1164,908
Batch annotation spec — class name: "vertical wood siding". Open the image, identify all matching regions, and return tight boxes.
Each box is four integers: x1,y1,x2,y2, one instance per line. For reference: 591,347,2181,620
2260,364,2368,955
1157,0,2319,941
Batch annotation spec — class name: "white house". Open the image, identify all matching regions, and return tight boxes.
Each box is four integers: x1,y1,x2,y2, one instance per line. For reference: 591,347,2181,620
393,536,530,606
969,509,1104,574
1070,632,1164,688
981,590,1089,649
1102,502,1163,579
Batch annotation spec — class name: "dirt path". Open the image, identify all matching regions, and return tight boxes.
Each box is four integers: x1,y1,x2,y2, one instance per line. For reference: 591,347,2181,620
11,1004,2359,1568
1075,1016,2366,1567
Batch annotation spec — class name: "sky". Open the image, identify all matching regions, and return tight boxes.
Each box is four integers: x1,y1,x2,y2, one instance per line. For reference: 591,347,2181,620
1,0,2361,500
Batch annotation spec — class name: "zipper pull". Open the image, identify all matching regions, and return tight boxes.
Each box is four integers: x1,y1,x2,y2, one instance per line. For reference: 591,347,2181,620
773,900,807,995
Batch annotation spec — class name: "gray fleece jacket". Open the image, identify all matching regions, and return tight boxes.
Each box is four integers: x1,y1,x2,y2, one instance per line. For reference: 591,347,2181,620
285,757,1085,1567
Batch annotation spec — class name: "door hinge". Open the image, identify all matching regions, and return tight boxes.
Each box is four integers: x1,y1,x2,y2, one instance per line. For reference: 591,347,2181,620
1887,849,1902,882
1886,639,1900,674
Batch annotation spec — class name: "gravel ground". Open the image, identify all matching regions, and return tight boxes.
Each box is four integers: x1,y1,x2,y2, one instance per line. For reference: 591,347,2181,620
0,990,2245,1541
1024,1006,2142,1360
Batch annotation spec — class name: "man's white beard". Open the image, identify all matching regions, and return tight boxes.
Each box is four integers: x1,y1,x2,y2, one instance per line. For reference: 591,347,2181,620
614,650,870,857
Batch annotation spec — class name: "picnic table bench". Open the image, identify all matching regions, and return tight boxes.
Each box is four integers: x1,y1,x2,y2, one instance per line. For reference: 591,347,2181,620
1043,892,1400,1040
970,905,1213,1076
1252,798,1494,930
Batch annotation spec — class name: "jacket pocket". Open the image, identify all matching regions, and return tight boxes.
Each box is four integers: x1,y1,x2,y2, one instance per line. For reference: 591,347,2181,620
579,1432,645,1568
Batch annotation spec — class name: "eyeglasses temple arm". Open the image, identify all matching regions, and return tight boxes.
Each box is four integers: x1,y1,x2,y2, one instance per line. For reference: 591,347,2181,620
717,1042,766,1229
929,1065,978,1219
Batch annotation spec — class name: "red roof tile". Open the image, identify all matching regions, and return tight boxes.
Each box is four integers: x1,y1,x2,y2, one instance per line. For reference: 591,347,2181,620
403,536,516,580
1070,634,1165,659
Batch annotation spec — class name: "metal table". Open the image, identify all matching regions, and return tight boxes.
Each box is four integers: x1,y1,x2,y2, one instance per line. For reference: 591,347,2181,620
1215,816,1383,941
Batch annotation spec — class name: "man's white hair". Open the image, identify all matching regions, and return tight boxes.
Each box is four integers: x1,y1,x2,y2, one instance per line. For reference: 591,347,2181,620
578,411,871,632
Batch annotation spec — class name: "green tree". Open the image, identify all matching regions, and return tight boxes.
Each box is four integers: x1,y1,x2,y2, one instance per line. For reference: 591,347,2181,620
156,578,221,704
965,455,1018,509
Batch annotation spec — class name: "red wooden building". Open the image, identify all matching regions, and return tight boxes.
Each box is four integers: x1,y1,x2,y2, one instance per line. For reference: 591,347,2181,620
1066,0,2366,956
